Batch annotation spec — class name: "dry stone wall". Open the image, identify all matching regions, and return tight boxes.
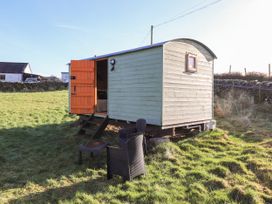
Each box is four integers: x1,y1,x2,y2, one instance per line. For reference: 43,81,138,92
215,79,272,103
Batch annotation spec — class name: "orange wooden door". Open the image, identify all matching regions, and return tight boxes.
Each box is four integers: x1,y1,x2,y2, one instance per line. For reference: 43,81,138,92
70,60,95,114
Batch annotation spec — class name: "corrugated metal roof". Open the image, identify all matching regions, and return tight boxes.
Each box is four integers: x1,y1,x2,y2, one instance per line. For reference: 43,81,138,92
81,38,217,61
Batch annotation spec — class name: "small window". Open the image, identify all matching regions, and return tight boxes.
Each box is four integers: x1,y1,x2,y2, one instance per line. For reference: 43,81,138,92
0,75,5,81
186,53,197,73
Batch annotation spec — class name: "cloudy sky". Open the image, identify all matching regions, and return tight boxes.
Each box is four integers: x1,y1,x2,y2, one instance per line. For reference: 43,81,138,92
0,0,271,76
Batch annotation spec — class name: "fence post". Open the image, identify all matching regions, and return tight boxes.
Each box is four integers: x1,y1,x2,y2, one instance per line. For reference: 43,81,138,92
258,85,261,103
269,64,271,78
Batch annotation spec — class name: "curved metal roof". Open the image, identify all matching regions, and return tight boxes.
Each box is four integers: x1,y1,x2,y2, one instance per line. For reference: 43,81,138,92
85,38,217,60
169,38,217,59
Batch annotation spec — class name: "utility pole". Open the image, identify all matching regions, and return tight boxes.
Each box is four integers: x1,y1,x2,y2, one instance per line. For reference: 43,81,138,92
269,64,271,78
229,65,232,73
244,68,247,76
150,25,154,45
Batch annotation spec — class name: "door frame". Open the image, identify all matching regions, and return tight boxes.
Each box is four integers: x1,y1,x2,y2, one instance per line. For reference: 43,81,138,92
94,58,108,114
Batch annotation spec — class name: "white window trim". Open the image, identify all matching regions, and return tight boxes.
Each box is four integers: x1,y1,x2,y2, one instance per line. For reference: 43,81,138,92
185,53,197,73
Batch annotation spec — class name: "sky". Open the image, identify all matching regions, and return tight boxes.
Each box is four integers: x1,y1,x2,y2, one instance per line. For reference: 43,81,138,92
0,0,271,76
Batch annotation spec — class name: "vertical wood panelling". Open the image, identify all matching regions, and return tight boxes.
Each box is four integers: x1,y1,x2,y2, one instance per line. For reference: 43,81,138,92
70,60,95,114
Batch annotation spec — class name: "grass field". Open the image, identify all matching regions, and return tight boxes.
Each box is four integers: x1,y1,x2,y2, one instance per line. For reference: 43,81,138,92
0,91,272,203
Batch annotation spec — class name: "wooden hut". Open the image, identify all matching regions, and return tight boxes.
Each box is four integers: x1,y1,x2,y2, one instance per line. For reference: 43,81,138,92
69,38,217,132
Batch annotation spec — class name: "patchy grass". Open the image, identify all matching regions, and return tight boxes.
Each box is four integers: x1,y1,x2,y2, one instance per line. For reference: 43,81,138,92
0,91,272,203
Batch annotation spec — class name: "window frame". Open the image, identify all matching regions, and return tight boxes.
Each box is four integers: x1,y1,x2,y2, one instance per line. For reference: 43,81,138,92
0,74,5,81
185,53,197,73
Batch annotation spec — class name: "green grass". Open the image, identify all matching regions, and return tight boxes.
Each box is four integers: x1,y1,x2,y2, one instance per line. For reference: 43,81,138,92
0,91,272,203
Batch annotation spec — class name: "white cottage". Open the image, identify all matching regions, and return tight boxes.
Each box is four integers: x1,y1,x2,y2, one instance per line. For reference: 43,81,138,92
0,62,32,82
69,38,217,131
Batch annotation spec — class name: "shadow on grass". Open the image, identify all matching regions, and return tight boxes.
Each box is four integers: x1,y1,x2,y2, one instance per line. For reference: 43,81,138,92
0,121,119,196
9,175,120,203
215,115,272,144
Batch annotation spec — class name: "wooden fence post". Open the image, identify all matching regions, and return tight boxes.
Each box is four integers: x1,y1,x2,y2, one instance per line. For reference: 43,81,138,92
258,85,261,103
269,64,271,78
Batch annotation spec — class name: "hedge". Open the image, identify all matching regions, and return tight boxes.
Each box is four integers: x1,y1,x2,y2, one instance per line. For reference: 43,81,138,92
0,82,68,92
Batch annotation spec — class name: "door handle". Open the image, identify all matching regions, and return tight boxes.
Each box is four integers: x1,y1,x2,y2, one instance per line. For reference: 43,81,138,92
71,86,76,95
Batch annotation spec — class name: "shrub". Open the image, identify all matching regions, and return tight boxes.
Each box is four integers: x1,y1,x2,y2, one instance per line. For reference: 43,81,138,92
215,90,254,130
215,72,243,80
215,90,254,117
215,72,271,81
244,72,267,81
0,81,68,92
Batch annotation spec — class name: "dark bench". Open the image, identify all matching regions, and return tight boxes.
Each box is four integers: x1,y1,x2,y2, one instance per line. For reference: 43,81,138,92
78,141,108,164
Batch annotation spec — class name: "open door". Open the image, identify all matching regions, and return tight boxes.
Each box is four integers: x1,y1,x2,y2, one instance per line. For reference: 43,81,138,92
70,60,95,114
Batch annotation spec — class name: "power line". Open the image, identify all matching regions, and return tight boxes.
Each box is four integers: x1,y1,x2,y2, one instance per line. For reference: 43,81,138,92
154,0,224,28
139,0,224,45
139,0,209,45
155,0,210,27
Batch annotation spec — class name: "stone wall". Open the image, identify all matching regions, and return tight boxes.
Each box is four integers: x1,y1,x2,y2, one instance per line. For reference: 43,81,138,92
215,79,272,103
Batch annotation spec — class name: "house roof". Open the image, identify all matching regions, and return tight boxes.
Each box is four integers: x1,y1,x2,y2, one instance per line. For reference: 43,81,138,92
0,62,29,74
84,38,217,60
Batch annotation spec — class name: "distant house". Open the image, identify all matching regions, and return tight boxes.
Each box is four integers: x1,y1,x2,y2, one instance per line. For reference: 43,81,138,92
61,72,69,83
0,62,33,82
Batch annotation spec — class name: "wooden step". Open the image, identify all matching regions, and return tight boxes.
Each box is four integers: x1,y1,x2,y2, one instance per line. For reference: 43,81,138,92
93,116,109,139
78,115,109,138
83,131,97,137
83,121,100,127
81,127,96,132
